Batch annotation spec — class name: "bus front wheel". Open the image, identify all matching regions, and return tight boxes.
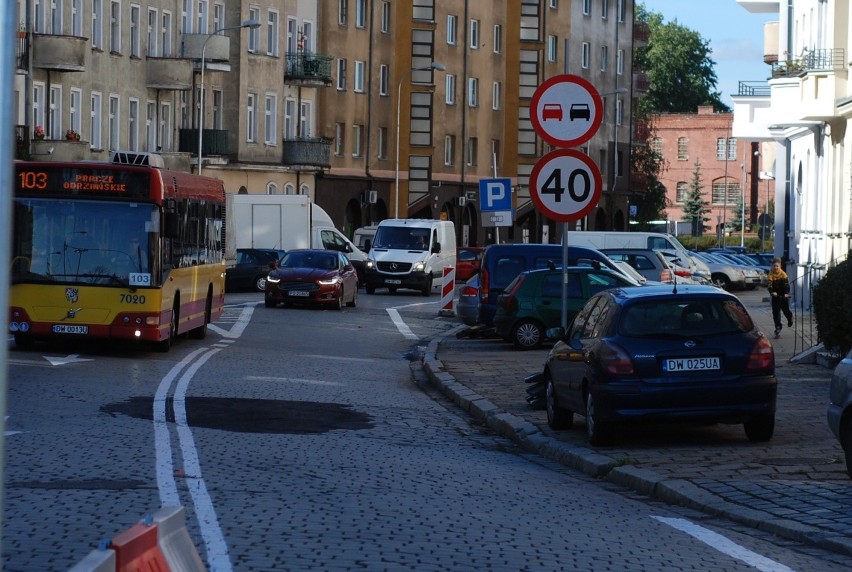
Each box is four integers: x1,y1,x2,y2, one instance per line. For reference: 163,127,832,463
155,304,178,352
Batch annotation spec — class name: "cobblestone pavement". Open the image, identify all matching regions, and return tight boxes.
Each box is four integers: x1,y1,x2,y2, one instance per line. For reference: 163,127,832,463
423,288,852,556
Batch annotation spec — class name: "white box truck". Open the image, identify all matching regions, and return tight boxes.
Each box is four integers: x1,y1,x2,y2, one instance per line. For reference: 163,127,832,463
565,231,701,277
224,194,367,283
364,219,456,296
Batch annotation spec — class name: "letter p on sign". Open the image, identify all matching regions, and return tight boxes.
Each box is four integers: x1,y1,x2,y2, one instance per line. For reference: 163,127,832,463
479,178,512,211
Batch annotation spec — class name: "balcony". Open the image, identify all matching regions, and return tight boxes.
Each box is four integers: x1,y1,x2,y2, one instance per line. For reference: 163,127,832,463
633,72,650,94
16,30,28,71
736,81,770,96
32,33,86,71
771,48,846,78
30,139,91,162
763,21,779,64
633,21,650,46
284,53,334,87
146,57,193,90
178,128,230,156
182,33,232,72
282,138,331,169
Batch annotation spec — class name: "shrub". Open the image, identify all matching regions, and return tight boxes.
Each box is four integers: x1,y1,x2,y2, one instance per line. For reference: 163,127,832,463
812,253,852,356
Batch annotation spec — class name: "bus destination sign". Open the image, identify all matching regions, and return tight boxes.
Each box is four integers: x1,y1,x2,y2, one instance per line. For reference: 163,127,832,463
16,166,151,199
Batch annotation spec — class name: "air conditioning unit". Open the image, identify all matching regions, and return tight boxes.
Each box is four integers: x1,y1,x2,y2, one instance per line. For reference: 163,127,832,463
367,190,378,204
456,196,466,206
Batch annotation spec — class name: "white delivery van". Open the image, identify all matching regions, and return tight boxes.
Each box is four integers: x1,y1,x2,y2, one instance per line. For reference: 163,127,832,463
566,231,699,274
364,219,456,296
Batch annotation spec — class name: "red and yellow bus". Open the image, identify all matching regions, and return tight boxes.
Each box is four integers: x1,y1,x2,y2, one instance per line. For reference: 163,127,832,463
9,155,226,351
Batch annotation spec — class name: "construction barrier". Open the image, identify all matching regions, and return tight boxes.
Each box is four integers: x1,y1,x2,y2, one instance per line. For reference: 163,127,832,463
439,266,455,316
67,505,206,572
153,505,206,572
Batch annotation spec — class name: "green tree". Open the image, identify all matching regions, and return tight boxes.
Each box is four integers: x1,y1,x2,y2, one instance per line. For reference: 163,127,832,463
635,4,729,114
682,160,711,237
629,116,668,226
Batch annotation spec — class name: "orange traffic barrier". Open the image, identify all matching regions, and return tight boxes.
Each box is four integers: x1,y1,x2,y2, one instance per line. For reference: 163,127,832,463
109,518,169,572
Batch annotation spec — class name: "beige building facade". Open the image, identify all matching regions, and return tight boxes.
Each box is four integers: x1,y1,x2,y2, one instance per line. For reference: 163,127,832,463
16,0,639,247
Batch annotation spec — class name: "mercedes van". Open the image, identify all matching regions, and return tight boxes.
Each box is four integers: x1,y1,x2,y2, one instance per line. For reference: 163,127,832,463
364,219,456,296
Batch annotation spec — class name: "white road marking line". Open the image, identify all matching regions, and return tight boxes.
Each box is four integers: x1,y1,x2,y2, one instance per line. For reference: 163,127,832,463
652,516,796,572
387,308,418,340
209,304,256,338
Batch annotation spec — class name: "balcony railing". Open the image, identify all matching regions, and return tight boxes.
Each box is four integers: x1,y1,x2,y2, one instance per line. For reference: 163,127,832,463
284,53,333,86
282,138,331,169
736,81,771,97
771,48,846,78
178,128,230,155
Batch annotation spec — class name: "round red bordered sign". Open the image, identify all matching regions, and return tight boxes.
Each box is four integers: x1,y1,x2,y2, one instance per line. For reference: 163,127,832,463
529,149,603,222
530,74,603,148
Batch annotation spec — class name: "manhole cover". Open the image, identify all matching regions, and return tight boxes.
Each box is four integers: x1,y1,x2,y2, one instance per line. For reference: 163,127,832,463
102,396,374,434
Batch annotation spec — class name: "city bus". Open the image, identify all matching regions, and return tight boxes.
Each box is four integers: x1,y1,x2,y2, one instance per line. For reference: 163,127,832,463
9,153,226,351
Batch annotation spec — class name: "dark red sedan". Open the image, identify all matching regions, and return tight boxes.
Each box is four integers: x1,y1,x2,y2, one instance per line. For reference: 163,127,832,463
456,247,484,282
264,249,358,310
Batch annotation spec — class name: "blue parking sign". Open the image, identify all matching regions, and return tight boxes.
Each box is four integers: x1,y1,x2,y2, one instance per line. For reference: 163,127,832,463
479,178,512,211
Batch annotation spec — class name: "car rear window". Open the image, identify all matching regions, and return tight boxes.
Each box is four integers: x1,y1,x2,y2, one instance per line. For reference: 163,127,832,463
619,299,753,336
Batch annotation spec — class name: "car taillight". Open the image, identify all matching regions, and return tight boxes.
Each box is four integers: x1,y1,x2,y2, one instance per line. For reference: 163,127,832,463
598,342,635,376
461,285,478,297
660,268,672,282
745,336,775,372
674,268,692,277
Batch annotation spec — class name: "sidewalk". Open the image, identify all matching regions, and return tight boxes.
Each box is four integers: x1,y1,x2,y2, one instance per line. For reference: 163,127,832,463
423,289,852,556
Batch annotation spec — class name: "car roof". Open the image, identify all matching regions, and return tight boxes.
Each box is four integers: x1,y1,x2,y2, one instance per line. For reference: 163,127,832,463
522,265,626,277
609,283,734,301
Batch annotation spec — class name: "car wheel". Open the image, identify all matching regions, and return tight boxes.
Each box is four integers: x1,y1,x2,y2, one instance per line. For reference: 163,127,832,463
366,284,376,295
545,373,573,430
346,287,357,308
585,391,610,446
335,290,344,311
512,319,544,350
254,275,267,292
713,274,731,291
843,420,852,480
264,298,276,308
744,413,775,442
421,283,431,296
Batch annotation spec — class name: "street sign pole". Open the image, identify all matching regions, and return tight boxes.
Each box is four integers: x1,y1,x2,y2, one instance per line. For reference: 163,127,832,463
529,75,604,331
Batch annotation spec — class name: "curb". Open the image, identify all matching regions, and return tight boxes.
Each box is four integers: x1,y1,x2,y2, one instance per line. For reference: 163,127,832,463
422,333,852,558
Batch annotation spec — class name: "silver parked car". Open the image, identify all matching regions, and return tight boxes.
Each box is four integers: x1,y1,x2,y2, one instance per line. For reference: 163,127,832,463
827,348,852,479
691,251,748,291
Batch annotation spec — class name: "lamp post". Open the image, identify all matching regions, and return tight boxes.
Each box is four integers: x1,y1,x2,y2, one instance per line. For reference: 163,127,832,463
395,61,445,218
605,87,628,196
197,19,260,175
759,170,774,251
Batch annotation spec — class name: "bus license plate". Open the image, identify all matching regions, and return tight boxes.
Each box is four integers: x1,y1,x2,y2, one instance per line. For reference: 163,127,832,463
52,324,89,335
287,290,310,297
664,357,720,372
385,279,402,285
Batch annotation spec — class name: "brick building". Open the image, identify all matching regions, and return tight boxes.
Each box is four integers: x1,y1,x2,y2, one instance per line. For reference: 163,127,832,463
654,105,772,238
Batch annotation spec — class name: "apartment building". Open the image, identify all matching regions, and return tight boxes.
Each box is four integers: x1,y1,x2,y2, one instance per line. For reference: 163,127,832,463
15,0,638,247
733,0,852,307
316,0,637,245
15,0,328,201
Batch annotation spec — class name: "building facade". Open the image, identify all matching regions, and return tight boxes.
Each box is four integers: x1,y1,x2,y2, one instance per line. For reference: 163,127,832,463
653,106,773,240
733,0,852,308
15,0,639,248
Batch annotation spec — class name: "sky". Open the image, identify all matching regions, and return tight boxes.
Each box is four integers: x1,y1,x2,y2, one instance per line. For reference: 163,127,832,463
639,0,777,108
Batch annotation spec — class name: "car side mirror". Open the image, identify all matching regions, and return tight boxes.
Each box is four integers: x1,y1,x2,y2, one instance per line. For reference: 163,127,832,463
432,241,441,254
545,326,565,341
364,239,372,252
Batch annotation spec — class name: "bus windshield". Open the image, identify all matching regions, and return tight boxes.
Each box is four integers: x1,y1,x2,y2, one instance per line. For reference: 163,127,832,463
12,198,158,287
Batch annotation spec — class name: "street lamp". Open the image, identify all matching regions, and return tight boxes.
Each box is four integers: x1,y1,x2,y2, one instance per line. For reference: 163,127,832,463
197,19,260,175
603,87,628,212
395,61,445,218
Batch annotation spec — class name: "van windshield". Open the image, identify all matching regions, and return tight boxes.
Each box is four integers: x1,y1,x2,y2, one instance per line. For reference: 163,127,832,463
373,226,430,251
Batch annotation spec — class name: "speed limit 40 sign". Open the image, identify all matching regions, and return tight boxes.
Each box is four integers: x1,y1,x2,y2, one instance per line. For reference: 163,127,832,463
529,149,602,222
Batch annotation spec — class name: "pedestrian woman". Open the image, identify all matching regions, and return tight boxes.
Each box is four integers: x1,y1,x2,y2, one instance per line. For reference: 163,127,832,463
767,257,793,338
